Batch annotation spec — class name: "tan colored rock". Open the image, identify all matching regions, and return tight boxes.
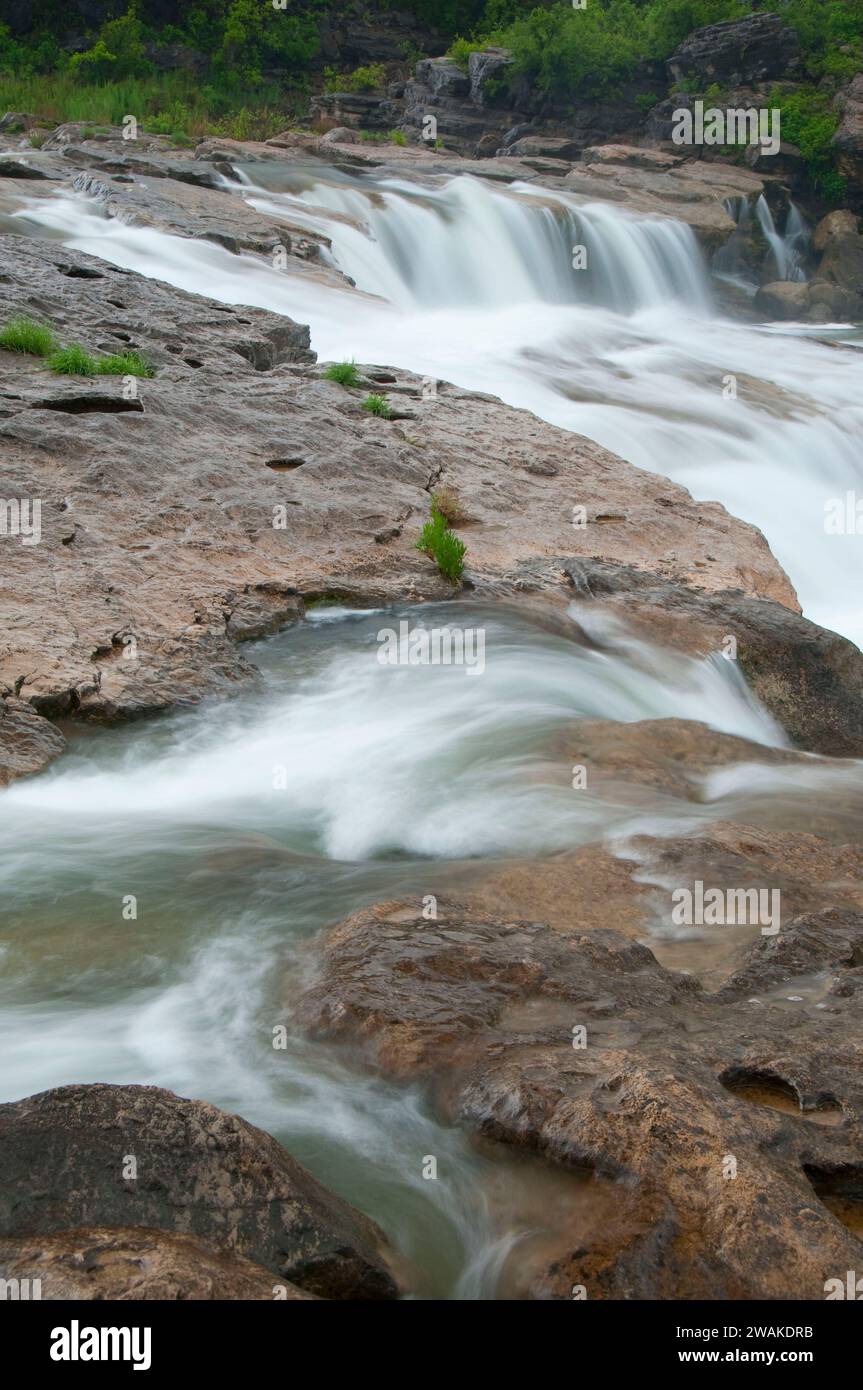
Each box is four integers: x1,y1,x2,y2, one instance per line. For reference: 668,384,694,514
0,235,796,775
0,1227,316,1300
297,900,863,1298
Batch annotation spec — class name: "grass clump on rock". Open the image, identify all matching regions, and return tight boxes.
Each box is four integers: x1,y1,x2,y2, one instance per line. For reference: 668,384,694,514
95,351,154,378
362,392,393,419
416,503,466,583
0,317,56,357
48,343,99,376
324,360,361,387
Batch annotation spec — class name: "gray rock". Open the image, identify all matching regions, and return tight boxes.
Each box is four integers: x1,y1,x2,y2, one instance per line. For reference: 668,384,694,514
0,1084,399,1299
668,12,800,88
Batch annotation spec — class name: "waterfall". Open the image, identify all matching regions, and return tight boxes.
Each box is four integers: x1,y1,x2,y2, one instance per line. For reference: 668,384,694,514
716,193,811,283
12,170,863,646
754,194,810,282
243,170,714,314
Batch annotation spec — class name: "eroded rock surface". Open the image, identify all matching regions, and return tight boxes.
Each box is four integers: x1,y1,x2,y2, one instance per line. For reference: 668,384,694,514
0,1084,398,1299
297,900,863,1299
0,233,796,771
0,1227,316,1300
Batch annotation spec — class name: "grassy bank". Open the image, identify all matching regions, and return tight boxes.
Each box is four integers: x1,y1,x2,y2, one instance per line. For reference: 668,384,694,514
0,70,301,143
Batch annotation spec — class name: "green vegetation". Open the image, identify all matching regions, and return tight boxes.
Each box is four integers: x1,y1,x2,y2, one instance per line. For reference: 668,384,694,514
324,360,361,387
0,317,56,356
48,344,99,376
2,0,862,195
323,63,386,94
447,37,485,69
95,350,154,378
416,504,466,583
362,393,393,418
775,84,847,202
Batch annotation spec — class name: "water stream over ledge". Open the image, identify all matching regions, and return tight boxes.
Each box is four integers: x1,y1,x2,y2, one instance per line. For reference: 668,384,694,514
14,163,863,644
3,165,863,1297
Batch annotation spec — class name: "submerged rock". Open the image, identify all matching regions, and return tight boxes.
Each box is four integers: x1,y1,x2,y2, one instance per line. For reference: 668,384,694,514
0,1084,399,1299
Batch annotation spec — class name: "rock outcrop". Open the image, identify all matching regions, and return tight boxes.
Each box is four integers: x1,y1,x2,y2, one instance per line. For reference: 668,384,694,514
0,1084,399,1299
667,12,801,89
297,900,863,1298
834,72,863,214
0,226,796,772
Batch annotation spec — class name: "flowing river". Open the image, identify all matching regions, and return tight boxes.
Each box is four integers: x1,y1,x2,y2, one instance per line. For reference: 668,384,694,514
2,164,863,1297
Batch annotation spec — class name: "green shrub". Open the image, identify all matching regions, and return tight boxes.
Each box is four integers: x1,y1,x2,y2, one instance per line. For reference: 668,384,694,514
388,128,407,146
447,37,484,69
48,344,98,376
70,13,151,83
416,505,466,583
324,360,361,387
0,317,56,356
95,351,154,378
776,85,846,201
325,63,387,94
362,393,393,418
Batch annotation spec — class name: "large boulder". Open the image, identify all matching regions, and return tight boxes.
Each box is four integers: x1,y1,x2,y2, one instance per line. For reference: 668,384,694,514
755,278,863,322
297,900,863,1298
667,12,800,88
0,698,65,786
813,209,863,295
0,1085,399,1299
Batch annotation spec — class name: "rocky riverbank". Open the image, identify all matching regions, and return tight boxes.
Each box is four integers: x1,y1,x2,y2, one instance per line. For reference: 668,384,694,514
1,115,862,1302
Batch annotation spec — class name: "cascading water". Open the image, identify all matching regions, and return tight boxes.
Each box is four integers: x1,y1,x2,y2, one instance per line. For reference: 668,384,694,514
14,166,861,643
4,161,863,1298
754,194,811,282
715,193,811,285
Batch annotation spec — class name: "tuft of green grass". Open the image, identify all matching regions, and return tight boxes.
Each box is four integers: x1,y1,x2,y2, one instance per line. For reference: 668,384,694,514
388,128,407,146
95,351,154,378
324,360,361,387
48,343,98,376
362,393,393,419
416,504,466,584
0,317,56,356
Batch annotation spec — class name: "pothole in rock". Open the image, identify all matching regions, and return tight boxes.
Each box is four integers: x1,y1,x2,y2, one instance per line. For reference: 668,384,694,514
720,1067,844,1126
804,1164,863,1238
33,396,145,415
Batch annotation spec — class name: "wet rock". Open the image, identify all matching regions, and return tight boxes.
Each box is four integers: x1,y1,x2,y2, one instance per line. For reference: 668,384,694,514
717,907,863,1001
0,1227,316,1300
297,900,863,1298
0,1084,399,1299
0,234,795,777
0,697,65,785
563,558,863,756
755,278,863,322
667,13,800,89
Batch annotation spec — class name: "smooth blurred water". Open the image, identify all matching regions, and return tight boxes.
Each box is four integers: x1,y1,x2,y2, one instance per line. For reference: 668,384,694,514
5,164,863,1296
16,167,863,643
